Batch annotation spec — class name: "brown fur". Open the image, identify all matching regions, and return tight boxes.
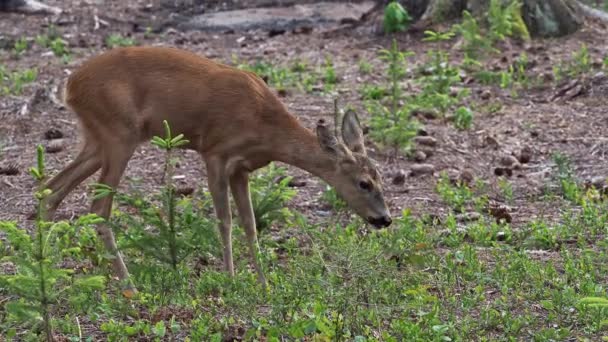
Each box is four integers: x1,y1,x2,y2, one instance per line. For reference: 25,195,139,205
43,46,391,292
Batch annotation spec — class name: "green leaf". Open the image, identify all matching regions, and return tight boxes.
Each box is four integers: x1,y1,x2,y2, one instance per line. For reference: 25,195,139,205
153,320,167,337
74,275,106,290
151,136,167,149
163,120,172,139
540,299,555,310
5,301,42,322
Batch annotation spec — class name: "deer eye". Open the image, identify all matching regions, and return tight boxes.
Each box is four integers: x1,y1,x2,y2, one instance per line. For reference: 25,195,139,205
359,180,372,192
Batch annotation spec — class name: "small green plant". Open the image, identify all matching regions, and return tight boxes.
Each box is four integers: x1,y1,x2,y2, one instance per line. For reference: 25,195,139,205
360,84,387,100
234,56,339,94
436,172,474,213
323,57,338,91
12,37,28,58
321,185,347,211
105,33,136,48
553,44,592,80
487,0,530,42
249,163,297,231
422,29,455,43
453,11,496,58
144,26,154,39
552,152,580,202
453,106,473,130
35,25,61,48
291,59,308,73
383,1,412,33
358,58,373,75
49,38,70,59
98,121,219,273
579,297,608,332
368,39,419,152
571,44,591,76
416,31,464,114
498,178,514,204
1,67,37,95
1,146,105,340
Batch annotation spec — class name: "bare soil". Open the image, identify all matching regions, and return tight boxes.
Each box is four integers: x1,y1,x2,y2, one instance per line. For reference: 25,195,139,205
1,1,608,245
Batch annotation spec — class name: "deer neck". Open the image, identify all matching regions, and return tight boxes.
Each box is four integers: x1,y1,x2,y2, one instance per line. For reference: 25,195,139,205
268,117,337,184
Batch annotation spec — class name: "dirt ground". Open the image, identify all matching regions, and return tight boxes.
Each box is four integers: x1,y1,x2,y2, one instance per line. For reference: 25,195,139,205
1,0,608,233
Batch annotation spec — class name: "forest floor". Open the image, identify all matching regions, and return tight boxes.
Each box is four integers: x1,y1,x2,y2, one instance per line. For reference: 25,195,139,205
1,0,608,340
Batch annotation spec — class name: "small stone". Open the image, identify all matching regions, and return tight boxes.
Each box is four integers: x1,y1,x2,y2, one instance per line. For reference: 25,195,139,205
412,109,438,120
587,176,607,189
417,128,428,136
410,164,435,177
499,155,519,168
422,149,434,158
540,72,554,83
414,136,438,148
480,90,492,100
292,26,313,34
44,128,63,140
483,135,499,149
487,205,512,224
392,170,407,185
0,163,19,176
277,88,289,97
176,186,194,196
459,169,474,185
494,167,513,177
287,179,307,187
449,86,461,97
592,71,607,84
45,140,65,154
496,231,507,241
268,28,286,37
518,146,533,164
413,150,427,162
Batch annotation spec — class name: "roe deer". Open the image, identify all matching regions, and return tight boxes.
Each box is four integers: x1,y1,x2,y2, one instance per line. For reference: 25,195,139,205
43,46,392,296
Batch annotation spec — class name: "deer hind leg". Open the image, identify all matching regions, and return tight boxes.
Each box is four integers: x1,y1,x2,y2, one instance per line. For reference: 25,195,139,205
90,139,137,296
205,156,234,276
230,170,266,286
43,139,101,220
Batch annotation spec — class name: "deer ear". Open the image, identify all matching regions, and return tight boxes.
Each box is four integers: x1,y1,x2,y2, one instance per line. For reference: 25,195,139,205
316,119,340,154
341,109,366,154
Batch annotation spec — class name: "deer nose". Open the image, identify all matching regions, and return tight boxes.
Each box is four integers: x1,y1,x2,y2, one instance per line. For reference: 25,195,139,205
368,215,392,228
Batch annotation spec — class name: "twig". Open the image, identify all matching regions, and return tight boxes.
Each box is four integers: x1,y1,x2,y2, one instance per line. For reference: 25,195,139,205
76,316,82,341
48,83,65,109
553,137,608,142
2,179,15,188
333,98,340,138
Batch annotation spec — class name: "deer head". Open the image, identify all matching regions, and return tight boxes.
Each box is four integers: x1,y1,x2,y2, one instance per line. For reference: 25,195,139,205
316,109,392,228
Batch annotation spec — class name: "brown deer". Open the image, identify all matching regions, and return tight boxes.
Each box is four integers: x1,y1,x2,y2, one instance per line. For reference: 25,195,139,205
43,46,392,296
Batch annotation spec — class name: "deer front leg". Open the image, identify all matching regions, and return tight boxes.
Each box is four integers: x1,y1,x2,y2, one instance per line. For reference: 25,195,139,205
230,170,266,286
206,157,234,276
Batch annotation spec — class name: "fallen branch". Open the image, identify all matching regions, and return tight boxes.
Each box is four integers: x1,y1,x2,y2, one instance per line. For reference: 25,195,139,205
0,0,61,15
576,0,608,22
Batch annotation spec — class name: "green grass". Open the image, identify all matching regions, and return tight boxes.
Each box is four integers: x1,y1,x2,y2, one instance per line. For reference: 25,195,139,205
3,18,608,341
2,164,607,340
0,65,37,95
105,33,137,49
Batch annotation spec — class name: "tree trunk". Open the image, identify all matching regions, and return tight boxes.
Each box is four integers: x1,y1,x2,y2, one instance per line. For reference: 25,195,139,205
0,0,25,11
521,0,582,37
0,0,61,14
398,0,585,38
